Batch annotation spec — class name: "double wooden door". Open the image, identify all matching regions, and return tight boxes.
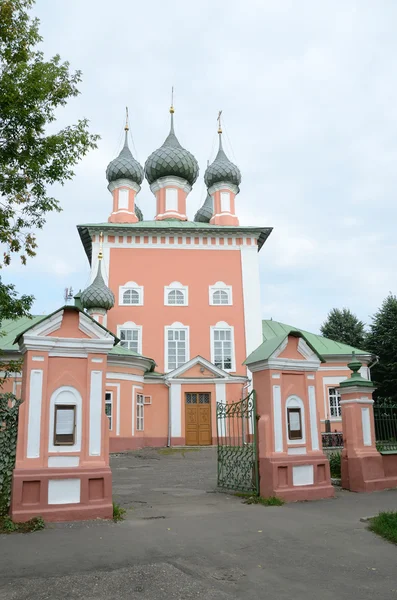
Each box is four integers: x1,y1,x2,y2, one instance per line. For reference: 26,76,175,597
185,393,212,446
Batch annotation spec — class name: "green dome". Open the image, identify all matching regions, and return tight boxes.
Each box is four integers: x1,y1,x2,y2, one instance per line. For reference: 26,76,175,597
106,132,144,185
81,261,115,311
194,193,213,223
204,133,241,189
145,113,199,186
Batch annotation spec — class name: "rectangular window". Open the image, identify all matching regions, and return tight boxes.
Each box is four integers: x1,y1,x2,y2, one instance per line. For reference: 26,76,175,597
220,192,231,213
213,329,233,370
54,405,76,445
105,392,112,430
136,393,144,431
167,328,187,370
165,188,178,212
118,188,129,210
119,328,140,353
287,408,302,440
328,388,341,418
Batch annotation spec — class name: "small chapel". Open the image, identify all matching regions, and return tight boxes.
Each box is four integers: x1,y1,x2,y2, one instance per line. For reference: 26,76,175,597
2,105,374,456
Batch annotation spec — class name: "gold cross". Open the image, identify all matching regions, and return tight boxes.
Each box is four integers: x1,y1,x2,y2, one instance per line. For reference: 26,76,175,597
217,110,222,133
98,231,103,260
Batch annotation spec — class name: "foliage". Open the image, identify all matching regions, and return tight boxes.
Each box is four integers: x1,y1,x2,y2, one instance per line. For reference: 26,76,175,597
0,393,21,515
235,492,285,506
112,502,126,522
320,308,366,349
0,514,44,533
369,511,397,545
366,294,397,402
328,452,341,478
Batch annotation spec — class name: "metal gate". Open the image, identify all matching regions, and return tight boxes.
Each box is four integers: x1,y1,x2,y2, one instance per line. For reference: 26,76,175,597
216,390,259,494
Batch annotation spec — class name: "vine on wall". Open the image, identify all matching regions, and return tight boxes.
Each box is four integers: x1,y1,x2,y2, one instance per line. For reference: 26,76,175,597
0,394,21,515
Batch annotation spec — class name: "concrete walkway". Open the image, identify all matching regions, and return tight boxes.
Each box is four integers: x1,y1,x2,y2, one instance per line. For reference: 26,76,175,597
1,447,397,599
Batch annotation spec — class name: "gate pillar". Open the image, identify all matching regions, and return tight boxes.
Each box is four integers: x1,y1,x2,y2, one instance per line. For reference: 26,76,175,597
246,332,334,502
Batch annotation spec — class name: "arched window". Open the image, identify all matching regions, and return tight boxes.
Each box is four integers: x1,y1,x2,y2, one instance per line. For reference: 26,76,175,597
212,290,229,305
209,282,232,306
123,289,140,305
285,396,306,444
164,282,188,306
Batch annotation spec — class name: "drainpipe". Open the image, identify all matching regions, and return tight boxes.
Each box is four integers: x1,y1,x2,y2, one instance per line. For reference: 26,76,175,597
241,379,251,444
165,379,171,447
367,355,379,382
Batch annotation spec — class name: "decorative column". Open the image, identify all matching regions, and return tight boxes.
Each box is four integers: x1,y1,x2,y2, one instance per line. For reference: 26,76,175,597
338,353,394,492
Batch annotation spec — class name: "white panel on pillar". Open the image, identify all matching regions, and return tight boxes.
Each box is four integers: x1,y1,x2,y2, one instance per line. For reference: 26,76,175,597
118,188,129,210
273,385,283,452
89,371,102,456
240,246,263,363
361,406,372,446
308,385,319,451
48,479,80,504
170,383,181,437
27,369,43,458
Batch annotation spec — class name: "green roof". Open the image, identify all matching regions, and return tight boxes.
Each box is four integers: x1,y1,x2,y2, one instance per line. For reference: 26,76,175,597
109,344,140,357
261,319,371,357
0,315,44,351
245,330,325,365
77,221,272,264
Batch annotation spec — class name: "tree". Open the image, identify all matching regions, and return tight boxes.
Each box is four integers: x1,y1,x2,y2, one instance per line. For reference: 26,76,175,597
366,294,397,402
0,0,98,322
320,308,366,348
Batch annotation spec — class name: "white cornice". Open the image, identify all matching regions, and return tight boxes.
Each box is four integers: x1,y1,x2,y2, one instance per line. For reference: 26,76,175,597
150,176,192,194
339,398,374,405
28,311,63,337
79,312,113,339
338,385,375,396
156,212,188,220
107,179,141,194
106,355,153,372
208,182,239,195
248,358,320,373
19,335,114,355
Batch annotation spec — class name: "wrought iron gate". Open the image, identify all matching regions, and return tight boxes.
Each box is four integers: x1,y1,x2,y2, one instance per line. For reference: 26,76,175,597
216,390,259,494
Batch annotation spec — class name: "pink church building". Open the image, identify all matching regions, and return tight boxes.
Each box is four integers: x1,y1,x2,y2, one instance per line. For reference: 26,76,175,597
1,107,374,457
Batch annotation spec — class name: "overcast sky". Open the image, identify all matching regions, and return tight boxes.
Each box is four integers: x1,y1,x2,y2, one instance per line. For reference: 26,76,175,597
4,0,397,333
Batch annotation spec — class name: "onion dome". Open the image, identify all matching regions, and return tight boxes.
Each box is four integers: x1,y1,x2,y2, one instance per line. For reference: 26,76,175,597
204,128,241,190
135,204,144,221
144,108,199,186
106,129,144,186
81,258,115,311
194,193,213,223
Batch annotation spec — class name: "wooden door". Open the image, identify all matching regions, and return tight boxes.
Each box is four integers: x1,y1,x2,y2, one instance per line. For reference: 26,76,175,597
185,393,211,446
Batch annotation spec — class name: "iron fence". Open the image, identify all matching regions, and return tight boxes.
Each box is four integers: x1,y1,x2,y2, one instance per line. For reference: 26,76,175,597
374,402,397,452
322,432,343,450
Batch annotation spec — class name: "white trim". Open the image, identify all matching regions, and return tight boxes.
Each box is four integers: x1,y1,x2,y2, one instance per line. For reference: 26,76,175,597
208,181,239,195
340,398,374,405
107,372,144,382
164,282,188,306
118,282,144,306
286,396,306,445
48,386,82,453
27,369,43,458
107,383,120,435
107,179,140,194
297,338,318,362
209,282,233,306
89,370,102,456
150,175,192,194
32,356,44,362
215,382,226,405
48,456,79,468
288,447,307,455
78,311,114,340
272,373,281,379
170,383,182,438
361,406,372,446
240,245,263,363
248,358,321,373
131,385,143,435
322,376,346,420
164,323,190,372
166,355,230,379
271,337,288,359
308,386,319,451
307,374,315,380
168,376,247,384
210,322,236,372
338,386,375,396
91,358,103,363
273,385,283,452
29,311,63,337
117,322,142,355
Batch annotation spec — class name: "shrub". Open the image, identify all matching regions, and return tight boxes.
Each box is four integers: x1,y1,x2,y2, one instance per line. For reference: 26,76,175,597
328,452,341,478
112,502,126,522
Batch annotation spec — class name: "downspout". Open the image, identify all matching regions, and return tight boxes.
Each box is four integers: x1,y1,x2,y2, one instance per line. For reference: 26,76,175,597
241,379,251,444
367,355,379,381
165,379,171,447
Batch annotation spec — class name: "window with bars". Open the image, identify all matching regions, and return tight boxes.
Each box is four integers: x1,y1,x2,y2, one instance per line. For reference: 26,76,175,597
119,328,140,353
122,288,140,305
213,328,233,370
105,391,112,430
166,328,188,370
328,388,341,418
186,393,210,404
136,393,144,431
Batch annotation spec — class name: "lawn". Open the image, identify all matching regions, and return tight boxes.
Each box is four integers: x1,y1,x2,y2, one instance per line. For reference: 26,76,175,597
369,511,397,544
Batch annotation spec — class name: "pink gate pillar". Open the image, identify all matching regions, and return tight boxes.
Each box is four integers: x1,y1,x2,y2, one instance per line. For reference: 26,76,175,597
339,353,397,492
247,332,334,502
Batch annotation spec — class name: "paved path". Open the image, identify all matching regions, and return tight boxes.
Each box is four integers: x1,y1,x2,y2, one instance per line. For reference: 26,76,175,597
1,447,397,599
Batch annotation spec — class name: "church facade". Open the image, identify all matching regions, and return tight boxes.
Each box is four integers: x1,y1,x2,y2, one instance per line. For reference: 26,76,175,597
1,107,374,454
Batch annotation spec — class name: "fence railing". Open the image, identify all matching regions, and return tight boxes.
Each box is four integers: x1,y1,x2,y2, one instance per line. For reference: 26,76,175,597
374,402,397,452
322,432,343,450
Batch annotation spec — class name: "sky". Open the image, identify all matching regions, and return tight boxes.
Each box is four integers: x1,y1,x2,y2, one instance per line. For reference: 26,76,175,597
4,0,397,333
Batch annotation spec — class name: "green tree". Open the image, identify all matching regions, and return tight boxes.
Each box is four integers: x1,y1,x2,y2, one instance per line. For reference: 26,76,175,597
320,308,366,348
0,0,98,320
366,294,397,402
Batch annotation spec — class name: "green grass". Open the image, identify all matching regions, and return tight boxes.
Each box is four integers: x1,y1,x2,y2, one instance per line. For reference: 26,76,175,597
157,447,200,456
112,502,126,522
0,515,45,534
369,511,397,544
234,492,285,506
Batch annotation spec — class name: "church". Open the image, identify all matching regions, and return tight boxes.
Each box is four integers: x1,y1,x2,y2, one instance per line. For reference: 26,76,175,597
1,105,374,453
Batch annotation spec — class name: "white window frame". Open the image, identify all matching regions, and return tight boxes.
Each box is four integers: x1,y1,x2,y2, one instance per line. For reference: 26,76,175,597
105,391,113,430
136,393,144,431
285,396,306,445
165,187,178,212
117,322,142,354
328,387,342,418
164,281,188,306
119,281,144,306
48,386,82,453
210,321,235,372
209,282,233,306
165,322,190,372
118,188,129,210
220,191,231,213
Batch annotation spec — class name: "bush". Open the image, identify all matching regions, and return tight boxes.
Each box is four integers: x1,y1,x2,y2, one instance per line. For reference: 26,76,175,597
328,452,341,478
0,515,45,534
